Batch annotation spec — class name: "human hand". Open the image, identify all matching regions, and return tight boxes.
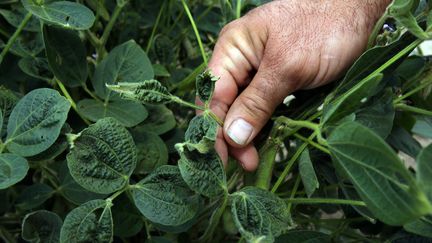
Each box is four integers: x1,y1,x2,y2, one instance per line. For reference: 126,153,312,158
206,0,392,171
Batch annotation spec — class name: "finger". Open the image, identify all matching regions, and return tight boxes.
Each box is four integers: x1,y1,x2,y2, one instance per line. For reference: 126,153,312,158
228,144,259,171
223,67,295,147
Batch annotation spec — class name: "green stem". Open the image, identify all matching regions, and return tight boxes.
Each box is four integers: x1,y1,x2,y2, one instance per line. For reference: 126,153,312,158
395,77,432,103
395,103,432,116
285,198,366,207
0,141,5,154
236,0,242,19
255,138,281,190
199,194,228,242
83,84,102,102
271,132,316,193
287,176,301,213
107,186,127,201
279,118,327,146
0,12,32,65
180,0,208,65
54,78,91,125
173,97,206,111
146,0,166,53
97,1,127,62
293,133,330,154
207,110,224,127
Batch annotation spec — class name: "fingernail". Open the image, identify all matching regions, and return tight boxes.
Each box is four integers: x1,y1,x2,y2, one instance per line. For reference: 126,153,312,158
226,118,253,145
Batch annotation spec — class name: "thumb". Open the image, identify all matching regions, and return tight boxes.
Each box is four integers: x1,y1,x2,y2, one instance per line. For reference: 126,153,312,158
223,68,295,147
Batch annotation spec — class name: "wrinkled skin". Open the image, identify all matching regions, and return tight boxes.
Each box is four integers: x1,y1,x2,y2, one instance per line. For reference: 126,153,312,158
204,0,392,170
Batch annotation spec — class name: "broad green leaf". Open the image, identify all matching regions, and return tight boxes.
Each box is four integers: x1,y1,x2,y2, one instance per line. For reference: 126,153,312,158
404,216,432,238
387,126,422,158
22,210,63,243
0,8,39,31
67,118,137,194
60,199,113,243
153,64,171,77
77,99,148,127
136,105,176,135
416,144,432,200
9,31,44,58
231,187,292,242
176,143,226,197
355,89,395,138
16,183,54,210
28,123,71,162
0,86,19,139
58,162,106,205
412,116,432,138
196,70,219,104
184,114,218,153
133,130,168,174
18,57,52,82
389,0,428,39
275,230,331,243
389,0,419,15
112,194,143,238
131,165,200,226
93,40,154,100
328,121,432,225
6,88,71,157
298,149,319,198
43,25,88,87
0,153,28,189
322,73,383,126
107,80,174,104
331,32,416,98
22,0,95,30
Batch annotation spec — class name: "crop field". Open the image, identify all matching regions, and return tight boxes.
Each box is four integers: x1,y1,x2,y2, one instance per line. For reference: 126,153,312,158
0,0,432,242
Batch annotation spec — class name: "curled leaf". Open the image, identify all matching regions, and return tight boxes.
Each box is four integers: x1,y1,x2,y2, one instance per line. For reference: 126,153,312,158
107,80,174,104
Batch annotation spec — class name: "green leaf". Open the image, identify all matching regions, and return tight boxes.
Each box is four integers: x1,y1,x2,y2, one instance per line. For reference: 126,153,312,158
176,143,226,197
0,153,28,189
135,105,176,135
331,32,416,98
22,0,95,30
412,116,432,139
60,199,113,243
230,187,292,242
0,87,19,139
184,114,218,153
107,80,173,104
28,123,71,162
404,216,432,238
6,88,71,157
328,121,432,225
153,64,171,78
131,165,200,226
298,149,319,198
16,183,54,210
275,230,331,243
58,161,106,205
18,57,52,82
354,89,395,138
389,0,418,16
9,31,44,58
43,25,88,88
77,99,148,127
0,8,40,31
67,117,137,194
416,144,432,200
387,126,422,158
22,210,63,243
0,111,3,136
196,70,219,105
93,40,154,100
322,73,383,126
133,130,168,174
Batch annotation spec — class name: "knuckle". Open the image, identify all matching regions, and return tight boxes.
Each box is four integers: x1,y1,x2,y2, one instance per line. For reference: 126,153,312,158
238,90,273,119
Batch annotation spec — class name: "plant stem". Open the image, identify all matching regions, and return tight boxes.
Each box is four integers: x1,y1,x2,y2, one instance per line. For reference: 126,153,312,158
180,0,208,65
236,0,242,19
146,0,166,53
206,110,224,126
199,194,228,242
293,133,330,154
0,12,32,65
173,97,206,111
279,118,327,145
285,198,366,206
394,77,432,103
0,141,5,154
271,132,316,193
395,103,432,116
83,84,102,102
54,78,91,125
255,137,281,190
287,175,301,213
